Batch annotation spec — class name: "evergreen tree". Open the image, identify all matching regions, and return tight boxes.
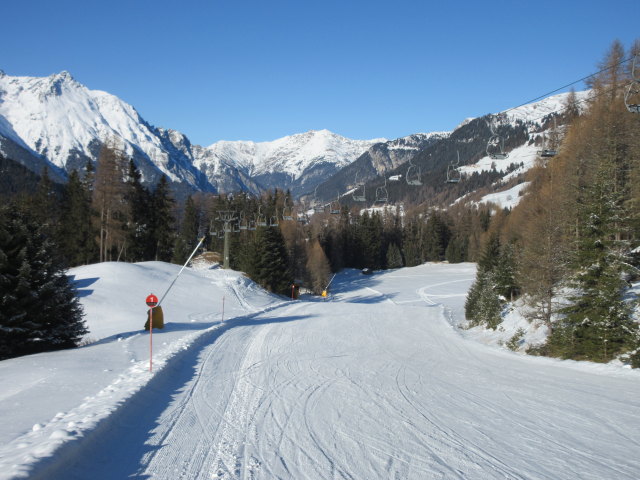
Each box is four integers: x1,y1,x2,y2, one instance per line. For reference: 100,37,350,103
549,165,637,362
151,176,176,262
493,242,519,301
125,160,153,262
173,196,200,264
464,270,501,330
0,206,87,360
30,168,60,238
445,235,467,263
385,242,404,269
57,170,97,266
423,211,451,261
251,226,292,295
477,233,501,273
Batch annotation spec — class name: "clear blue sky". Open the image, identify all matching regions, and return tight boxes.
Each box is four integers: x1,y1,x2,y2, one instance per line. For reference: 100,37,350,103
3,0,638,145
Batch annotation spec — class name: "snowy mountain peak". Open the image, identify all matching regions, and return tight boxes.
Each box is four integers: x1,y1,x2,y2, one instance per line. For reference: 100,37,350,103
197,128,386,195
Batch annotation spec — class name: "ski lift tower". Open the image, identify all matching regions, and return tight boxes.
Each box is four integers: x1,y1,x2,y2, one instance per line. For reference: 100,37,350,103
217,210,238,269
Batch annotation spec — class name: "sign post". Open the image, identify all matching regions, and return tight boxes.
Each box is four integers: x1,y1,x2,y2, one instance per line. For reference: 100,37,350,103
146,293,158,372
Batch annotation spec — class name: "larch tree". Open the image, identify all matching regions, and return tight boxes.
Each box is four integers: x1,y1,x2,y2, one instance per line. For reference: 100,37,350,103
92,142,129,262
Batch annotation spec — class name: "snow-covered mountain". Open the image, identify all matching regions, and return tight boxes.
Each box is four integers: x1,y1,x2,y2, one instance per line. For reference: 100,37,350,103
312,90,591,206
196,129,384,197
0,70,211,193
0,70,383,197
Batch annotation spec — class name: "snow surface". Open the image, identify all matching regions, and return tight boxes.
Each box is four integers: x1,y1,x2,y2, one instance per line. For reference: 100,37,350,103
502,91,591,124
1,261,639,479
473,182,530,210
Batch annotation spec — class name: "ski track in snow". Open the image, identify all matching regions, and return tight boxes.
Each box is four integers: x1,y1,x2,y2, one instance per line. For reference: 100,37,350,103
4,263,640,480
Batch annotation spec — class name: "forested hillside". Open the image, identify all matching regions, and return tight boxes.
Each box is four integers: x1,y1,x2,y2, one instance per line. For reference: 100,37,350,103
465,40,640,365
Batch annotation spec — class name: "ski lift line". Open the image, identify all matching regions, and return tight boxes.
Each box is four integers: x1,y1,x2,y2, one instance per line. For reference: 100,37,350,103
501,55,635,117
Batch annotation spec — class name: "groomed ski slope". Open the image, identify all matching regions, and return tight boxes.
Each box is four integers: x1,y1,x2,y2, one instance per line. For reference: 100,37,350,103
3,262,640,479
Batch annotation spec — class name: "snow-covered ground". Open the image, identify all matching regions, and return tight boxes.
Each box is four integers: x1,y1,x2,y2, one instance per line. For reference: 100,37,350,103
1,261,639,479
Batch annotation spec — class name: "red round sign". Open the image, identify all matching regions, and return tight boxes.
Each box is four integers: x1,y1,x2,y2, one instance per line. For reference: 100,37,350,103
146,294,158,307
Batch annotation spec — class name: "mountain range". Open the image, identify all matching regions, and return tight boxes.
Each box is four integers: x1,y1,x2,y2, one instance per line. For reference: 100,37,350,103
0,69,587,204
0,70,389,198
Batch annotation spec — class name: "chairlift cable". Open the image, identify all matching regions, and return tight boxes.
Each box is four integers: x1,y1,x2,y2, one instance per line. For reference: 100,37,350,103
501,56,634,116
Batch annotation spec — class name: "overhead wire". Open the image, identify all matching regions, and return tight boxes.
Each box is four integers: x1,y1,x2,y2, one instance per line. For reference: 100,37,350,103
501,55,634,117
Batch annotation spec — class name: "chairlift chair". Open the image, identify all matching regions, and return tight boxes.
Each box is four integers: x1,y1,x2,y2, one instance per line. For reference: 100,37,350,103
256,207,268,227
537,133,558,157
446,151,462,184
238,212,248,230
329,197,341,215
625,54,640,113
282,206,294,221
311,186,326,213
486,122,509,160
406,158,422,186
297,211,309,224
375,178,389,203
352,187,366,202
352,173,366,202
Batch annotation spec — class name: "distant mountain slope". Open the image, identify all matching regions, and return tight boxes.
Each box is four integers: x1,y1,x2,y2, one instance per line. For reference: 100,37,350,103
197,129,384,197
312,91,590,208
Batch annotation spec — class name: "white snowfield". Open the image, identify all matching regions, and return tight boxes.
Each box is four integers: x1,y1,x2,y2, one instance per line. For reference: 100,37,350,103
1,262,639,480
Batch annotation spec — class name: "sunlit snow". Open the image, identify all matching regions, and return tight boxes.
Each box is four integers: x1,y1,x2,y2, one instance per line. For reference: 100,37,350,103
0,261,638,480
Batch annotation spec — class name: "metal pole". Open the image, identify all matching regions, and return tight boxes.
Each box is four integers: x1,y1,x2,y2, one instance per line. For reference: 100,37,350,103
324,273,337,292
157,236,205,307
223,228,231,269
149,308,153,372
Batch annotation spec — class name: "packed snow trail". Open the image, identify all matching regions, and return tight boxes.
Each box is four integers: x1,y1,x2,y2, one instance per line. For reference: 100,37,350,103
31,264,640,479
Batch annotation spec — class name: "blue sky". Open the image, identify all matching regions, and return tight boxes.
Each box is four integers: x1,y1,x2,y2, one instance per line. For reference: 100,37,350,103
3,0,638,145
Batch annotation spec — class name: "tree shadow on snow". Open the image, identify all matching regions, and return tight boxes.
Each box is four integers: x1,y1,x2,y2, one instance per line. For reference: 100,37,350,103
26,310,312,480
69,276,99,298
